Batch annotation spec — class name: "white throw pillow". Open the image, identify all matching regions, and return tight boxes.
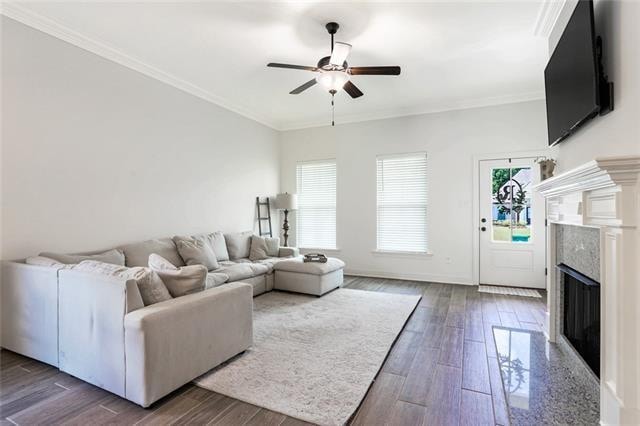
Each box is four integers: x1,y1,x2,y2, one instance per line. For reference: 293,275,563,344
72,260,172,306
39,249,125,266
26,256,75,269
225,231,254,259
208,231,230,262
249,236,280,261
148,253,207,297
265,237,280,257
173,236,219,271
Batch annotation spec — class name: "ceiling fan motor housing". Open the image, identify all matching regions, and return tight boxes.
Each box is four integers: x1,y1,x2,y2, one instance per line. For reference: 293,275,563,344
317,56,348,71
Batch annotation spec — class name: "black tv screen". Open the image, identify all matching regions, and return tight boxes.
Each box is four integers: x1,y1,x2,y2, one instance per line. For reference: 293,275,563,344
544,0,600,146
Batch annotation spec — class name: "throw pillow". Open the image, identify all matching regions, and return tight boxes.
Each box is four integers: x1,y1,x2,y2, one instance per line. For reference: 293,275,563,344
72,260,172,306
225,231,253,260
265,237,280,257
173,236,219,271
249,236,280,260
25,256,75,269
148,253,207,297
39,249,125,266
209,231,230,262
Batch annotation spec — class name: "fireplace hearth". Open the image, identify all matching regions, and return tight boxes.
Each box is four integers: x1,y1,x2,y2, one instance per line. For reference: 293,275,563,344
557,263,600,377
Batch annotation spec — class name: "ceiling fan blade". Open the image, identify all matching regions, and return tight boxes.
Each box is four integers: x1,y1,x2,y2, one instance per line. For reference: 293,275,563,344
267,63,318,72
289,79,317,94
349,66,401,76
329,42,352,67
343,80,363,98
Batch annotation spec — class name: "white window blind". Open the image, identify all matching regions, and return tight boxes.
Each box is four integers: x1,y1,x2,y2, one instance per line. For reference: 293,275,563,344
377,153,428,253
296,160,337,249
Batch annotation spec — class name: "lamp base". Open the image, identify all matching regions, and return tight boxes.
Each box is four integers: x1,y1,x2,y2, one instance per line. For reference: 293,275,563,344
282,209,290,247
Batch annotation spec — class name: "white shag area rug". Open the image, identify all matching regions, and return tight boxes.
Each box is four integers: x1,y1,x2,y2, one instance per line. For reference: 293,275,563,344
194,288,421,425
479,285,542,298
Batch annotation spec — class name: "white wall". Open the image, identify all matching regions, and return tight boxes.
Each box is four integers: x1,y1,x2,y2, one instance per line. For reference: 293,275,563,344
549,0,640,173
1,17,280,260
280,100,548,284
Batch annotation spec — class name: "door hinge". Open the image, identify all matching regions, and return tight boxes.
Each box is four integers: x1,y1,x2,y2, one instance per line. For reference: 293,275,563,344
545,219,548,227
545,267,548,276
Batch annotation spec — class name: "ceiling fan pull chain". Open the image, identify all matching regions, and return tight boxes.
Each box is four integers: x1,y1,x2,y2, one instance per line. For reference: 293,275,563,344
331,94,335,126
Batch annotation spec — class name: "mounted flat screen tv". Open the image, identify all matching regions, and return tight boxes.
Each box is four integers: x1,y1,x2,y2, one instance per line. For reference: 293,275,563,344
544,0,612,146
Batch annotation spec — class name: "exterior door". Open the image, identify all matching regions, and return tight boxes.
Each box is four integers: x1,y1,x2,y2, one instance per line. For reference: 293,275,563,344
479,158,545,288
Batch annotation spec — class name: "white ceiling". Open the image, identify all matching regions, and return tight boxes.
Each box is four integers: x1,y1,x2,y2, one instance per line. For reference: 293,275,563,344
4,1,551,130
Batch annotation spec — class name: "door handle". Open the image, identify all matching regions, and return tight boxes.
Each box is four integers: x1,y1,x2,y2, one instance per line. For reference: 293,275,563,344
481,218,487,223
480,226,487,232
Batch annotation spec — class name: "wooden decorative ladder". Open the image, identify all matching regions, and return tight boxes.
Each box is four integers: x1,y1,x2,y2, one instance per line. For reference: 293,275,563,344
256,197,273,238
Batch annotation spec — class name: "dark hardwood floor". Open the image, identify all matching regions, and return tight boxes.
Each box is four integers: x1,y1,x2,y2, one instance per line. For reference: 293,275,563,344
0,277,547,425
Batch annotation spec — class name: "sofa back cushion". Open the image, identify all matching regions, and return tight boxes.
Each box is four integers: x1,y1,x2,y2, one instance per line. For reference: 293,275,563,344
148,254,207,297
120,238,184,268
173,236,219,271
225,231,253,260
39,249,125,266
72,260,172,306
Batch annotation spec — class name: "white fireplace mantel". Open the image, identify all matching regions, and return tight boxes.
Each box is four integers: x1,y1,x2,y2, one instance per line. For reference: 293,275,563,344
533,156,640,426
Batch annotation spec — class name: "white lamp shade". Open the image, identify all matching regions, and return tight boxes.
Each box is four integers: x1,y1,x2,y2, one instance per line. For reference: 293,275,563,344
274,193,298,210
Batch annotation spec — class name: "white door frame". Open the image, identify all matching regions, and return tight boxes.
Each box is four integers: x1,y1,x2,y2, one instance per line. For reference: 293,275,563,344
471,149,550,286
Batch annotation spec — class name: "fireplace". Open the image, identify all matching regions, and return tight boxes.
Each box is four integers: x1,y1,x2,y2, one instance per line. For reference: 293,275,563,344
534,156,640,424
557,263,600,377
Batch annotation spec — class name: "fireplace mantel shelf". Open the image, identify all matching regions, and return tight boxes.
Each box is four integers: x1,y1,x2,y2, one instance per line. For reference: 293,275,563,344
533,156,640,197
534,156,640,425
533,156,640,228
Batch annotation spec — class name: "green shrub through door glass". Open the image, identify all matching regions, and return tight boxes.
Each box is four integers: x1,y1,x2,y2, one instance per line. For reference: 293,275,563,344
491,167,532,243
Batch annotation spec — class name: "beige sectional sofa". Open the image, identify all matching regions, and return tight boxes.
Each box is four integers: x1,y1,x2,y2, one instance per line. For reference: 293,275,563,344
0,231,299,407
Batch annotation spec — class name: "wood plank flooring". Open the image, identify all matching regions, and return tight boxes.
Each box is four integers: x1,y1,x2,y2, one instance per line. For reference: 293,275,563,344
0,277,547,425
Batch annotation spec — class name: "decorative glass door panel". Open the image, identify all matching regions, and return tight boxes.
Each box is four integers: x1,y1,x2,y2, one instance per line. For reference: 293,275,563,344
492,167,532,243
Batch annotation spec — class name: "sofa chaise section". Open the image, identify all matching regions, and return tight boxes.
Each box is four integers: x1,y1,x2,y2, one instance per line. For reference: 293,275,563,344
58,269,253,407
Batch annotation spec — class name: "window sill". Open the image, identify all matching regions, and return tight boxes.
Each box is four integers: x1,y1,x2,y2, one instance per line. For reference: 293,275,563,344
371,250,433,258
299,247,341,253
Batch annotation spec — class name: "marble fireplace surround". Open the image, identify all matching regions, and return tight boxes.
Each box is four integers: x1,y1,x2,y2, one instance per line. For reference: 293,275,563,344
553,224,600,344
534,156,640,425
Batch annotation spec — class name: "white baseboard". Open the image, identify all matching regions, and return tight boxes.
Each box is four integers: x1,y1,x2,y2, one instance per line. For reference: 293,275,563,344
344,268,473,286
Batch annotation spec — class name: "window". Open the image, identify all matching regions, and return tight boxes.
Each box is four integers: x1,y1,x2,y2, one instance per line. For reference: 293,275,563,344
376,153,428,253
296,160,337,249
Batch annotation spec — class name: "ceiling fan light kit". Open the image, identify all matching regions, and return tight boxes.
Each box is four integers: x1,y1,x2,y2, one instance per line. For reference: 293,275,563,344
267,21,401,126
316,70,350,93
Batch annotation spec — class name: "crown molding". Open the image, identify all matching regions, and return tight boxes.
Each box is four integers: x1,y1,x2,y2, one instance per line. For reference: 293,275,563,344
2,2,547,133
533,0,567,37
279,91,545,131
1,2,280,130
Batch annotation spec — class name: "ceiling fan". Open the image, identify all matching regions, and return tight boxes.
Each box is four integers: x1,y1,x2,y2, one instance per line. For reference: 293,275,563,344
267,22,401,125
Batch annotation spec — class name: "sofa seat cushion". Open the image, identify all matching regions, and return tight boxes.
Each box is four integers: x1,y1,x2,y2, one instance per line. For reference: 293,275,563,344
39,249,125,266
120,238,184,268
273,257,346,275
217,263,269,282
253,257,287,273
205,272,230,289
